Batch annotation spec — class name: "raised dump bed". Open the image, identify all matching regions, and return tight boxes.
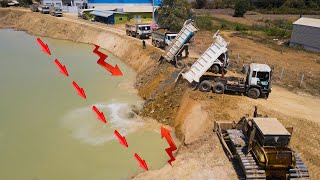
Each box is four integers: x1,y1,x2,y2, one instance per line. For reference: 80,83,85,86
182,31,229,82
162,19,198,68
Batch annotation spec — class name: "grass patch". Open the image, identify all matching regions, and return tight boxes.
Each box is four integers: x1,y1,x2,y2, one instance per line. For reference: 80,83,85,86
195,15,292,39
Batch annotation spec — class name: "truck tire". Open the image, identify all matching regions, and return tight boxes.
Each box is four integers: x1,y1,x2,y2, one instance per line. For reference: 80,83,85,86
175,61,185,69
190,81,199,91
199,80,211,92
210,65,220,74
212,82,225,94
247,88,260,99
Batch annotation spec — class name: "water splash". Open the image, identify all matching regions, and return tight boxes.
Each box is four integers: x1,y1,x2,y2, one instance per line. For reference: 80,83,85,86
61,102,144,145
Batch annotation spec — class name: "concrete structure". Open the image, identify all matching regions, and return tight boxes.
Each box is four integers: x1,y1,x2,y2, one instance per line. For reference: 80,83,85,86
290,17,320,52
90,10,128,24
83,0,161,22
42,0,63,6
90,9,153,24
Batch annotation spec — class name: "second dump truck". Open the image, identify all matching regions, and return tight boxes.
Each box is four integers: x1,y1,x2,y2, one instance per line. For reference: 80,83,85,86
126,23,152,39
161,19,198,68
180,63,272,99
151,29,177,48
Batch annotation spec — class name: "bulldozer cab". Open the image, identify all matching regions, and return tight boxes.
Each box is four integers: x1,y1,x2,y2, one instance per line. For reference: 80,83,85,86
251,118,291,147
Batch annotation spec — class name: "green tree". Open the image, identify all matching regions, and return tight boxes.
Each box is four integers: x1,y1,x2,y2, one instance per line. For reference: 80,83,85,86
282,0,305,8
196,0,207,8
157,0,193,32
233,0,250,17
17,0,33,6
0,0,8,7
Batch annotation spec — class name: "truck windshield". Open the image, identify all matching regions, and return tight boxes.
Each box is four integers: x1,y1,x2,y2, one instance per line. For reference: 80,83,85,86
169,36,176,40
139,26,150,31
43,6,49,9
257,72,270,81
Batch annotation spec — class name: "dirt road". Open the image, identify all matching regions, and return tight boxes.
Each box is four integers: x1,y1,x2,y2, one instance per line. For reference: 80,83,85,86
253,86,320,124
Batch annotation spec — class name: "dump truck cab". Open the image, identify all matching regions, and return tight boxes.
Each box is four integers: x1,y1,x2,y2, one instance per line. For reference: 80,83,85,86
245,63,272,98
137,24,151,38
126,23,151,39
50,6,63,17
165,34,177,45
247,118,295,178
151,29,177,48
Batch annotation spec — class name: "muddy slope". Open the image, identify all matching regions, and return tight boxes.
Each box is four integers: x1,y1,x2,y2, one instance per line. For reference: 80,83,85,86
1,8,319,179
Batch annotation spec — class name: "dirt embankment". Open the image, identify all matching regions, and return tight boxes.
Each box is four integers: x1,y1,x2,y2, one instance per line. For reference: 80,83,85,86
0,9,162,74
2,8,320,179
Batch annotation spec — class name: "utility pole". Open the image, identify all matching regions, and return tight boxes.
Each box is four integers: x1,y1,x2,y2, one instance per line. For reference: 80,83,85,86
152,0,155,24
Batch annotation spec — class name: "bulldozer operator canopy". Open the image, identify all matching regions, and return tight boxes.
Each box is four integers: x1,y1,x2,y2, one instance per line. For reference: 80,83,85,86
253,118,290,136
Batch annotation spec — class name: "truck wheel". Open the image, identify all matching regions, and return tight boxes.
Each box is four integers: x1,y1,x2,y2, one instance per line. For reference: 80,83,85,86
212,82,225,94
199,80,211,92
210,65,220,74
175,61,185,69
247,88,260,99
126,31,129,36
190,81,199,90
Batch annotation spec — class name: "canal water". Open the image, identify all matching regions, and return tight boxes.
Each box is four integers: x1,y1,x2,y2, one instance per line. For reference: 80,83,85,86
0,29,169,180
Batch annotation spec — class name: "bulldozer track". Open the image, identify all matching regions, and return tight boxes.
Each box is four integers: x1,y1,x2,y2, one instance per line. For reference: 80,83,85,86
289,153,310,179
226,129,266,179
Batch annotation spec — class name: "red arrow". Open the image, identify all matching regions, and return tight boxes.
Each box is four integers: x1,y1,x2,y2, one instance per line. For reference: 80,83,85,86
54,59,69,77
114,130,128,147
93,44,123,76
134,153,148,171
36,37,51,55
161,127,177,150
92,105,107,123
161,127,177,166
72,81,86,99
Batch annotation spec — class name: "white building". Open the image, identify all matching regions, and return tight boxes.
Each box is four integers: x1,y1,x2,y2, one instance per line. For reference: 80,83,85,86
290,17,320,52
42,0,63,6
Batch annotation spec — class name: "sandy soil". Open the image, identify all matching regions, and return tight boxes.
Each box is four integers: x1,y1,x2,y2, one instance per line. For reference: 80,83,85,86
192,30,320,96
1,8,319,179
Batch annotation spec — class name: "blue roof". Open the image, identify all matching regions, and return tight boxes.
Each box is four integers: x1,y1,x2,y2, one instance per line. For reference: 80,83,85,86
90,10,127,17
88,0,162,6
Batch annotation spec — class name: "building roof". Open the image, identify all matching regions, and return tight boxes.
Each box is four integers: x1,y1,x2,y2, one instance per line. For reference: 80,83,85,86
293,17,320,28
90,10,127,17
253,118,291,136
250,63,271,72
88,4,155,12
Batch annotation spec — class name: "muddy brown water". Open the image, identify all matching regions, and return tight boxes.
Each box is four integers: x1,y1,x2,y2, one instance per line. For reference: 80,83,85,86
0,29,170,180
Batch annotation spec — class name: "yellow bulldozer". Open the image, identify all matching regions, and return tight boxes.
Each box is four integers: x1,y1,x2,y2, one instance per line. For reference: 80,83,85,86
214,107,309,179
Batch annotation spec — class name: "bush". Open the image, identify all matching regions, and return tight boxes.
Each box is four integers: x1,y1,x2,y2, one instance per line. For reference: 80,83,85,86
0,0,8,7
17,0,33,7
235,24,248,31
266,27,291,38
195,16,213,30
83,12,94,20
157,0,193,32
233,0,250,17
196,0,207,9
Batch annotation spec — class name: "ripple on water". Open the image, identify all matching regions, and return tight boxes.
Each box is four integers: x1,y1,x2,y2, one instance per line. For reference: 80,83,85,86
61,102,144,145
